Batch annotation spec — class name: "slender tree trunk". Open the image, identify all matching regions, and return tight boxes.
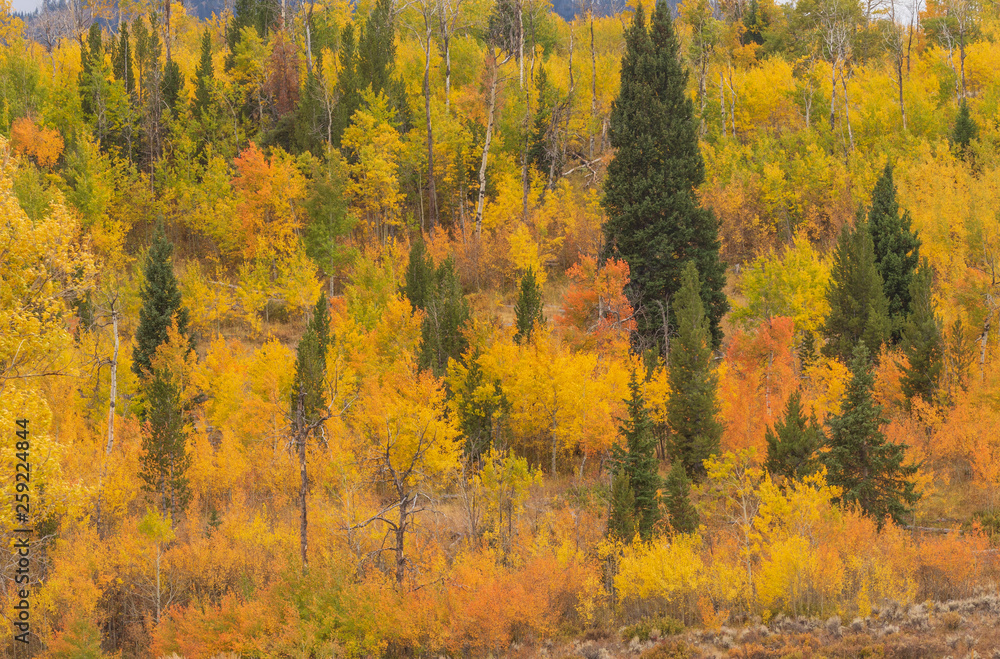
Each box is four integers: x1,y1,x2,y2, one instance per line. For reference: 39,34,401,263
906,21,914,73
518,0,524,89
155,544,162,623
728,66,736,136
396,495,409,583
959,34,967,100
896,56,906,130
568,23,575,95
829,58,837,131
841,70,854,150
720,72,726,137
424,22,438,233
164,0,171,62
475,52,502,239
698,53,707,136
522,89,530,222
106,304,118,455
297,395,309,574
305,13,313,74
590,11,598,157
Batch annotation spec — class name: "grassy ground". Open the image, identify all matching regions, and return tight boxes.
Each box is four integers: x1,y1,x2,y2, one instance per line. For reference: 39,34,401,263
540,595,1000,659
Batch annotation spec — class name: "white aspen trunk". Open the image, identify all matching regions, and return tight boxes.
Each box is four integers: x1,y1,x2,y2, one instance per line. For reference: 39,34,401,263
476,54,501,239
841,71,854,151
518,0,524,89
105,305,118,455
720,72,726,137
829,58,837,131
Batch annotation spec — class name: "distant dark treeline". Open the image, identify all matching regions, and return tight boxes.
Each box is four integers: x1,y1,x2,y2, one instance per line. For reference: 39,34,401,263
16,0,672,32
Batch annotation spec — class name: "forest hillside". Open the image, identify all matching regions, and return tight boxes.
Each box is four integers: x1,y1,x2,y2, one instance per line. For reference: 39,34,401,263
1,0,1000,654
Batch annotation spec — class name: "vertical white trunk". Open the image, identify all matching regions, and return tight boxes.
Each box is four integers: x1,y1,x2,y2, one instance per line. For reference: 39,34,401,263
105,305,118,455
476,55,501,239
518,0,524,89
841,71,854,151
720,72,726,137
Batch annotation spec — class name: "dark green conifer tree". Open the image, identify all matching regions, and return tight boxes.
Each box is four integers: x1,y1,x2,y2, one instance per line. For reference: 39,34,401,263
666,262,722,479
419,257,469,377
514,268,545,344
822,342,919,529
607,472,637,541
291,295,331,428
331,0,407,146
602,1,727,351
764,389,824,481
161,59,183,114
226,0,276,64
900,260,943,407
133,17,151,90
452,348,509,459
132,227,191,380
742,0,766,45
192,30,214,119
303,160,356,285
112,22,135,96
79,24,103,118
610,370,662,540
403,244,469,376
527,66,560,180
951,100,978,158
139,369,191,516
290,295,331,572
944,318,974,402
404,239,435,312
866,163,920,338
664,460,698,534
822,220,891,363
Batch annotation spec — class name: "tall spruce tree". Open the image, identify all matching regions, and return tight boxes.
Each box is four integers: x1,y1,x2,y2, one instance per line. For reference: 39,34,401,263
764,389,824,481
607,472,637,541
900,259,943,406
404,239,435,312
453,348,509,459
602,0,727,351
867,163,920,338
112,22,135,96
664,460,699,534
291,295,331,572
79,24,103,118
823,342,919,528
514,268,545,344
161,59,183,114
666,261,722,479
951,100,978,158
192,30,214,120
133,226,190,380
419,257,470,377
822,220,891,363
403,243,470,377
609,370,662,540
331,0,407,146
139,369,191,516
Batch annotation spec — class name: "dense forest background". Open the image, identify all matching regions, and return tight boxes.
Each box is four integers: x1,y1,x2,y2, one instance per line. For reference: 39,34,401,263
1,0,1000,653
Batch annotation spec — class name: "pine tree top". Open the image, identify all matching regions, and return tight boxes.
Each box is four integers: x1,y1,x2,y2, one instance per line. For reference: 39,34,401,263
951,100,978,155
825,342,919,528
514,267,544,344
867,162,920,326
133,226,190,380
